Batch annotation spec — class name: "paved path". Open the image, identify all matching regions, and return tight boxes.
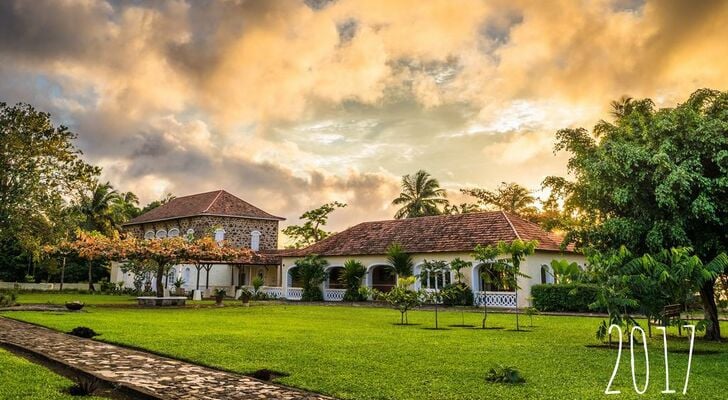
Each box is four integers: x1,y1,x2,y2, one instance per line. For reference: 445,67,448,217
0,317,333,400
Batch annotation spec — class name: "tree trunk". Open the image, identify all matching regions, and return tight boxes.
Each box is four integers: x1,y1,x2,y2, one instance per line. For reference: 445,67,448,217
434,304,439,329
700,280,721,341
60,257,66,291
87,261,95,291
156,265,165,298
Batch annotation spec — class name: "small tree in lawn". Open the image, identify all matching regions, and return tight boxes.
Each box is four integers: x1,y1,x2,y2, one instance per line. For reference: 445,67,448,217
386,242,414,278
496,239,536,331
472,244,506,329
291,255,328,301
419,259,449,329
378,276,421,325
447,257,474,326
340,259,367,302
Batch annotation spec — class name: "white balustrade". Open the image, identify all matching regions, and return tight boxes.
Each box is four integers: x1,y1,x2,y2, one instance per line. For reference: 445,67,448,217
262,286,283,298
473,291,517,308
323,288,347,302
287,287,303,300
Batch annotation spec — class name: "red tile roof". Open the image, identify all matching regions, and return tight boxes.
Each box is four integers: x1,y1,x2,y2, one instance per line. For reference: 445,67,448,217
123,190,284,225
285,211,574,257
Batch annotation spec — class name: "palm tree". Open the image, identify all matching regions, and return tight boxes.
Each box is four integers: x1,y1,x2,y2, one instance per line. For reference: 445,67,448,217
461,182,536,217
77,181,122,236
112,191,141,224
392,170,448,219
339,259,367,301
386,243,413,277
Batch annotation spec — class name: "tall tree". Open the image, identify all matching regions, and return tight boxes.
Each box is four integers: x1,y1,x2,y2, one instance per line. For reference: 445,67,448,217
282,201,346,248
76,181,122,236
0,102,98,272
461,182,537,217
546,89,728,340
392,170,448,219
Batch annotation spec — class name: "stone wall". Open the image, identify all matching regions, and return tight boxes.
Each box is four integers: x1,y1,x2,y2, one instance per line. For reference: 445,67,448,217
123,216,279,250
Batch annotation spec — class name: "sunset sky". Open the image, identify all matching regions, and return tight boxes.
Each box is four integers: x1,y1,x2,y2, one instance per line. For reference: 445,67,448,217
2,0,727,233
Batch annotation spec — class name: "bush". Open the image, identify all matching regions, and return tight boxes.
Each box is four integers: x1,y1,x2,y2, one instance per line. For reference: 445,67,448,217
485,365,525,384
531,284,601,312
0,291,18,307
69,327,99,338
441,283,473,306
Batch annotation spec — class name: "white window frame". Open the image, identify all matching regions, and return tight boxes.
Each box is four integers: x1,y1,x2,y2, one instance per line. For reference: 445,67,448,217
168,228,180,238
250,230,261,251
156,230,167,239
214,228,225,243
144,231,155,240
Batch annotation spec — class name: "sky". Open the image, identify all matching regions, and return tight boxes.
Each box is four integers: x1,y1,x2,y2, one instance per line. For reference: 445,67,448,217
2,0,727,235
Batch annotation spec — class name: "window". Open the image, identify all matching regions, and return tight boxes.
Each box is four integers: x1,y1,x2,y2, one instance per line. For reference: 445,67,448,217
214,228,225,242
423,270,451,290
156,230,167,239
144,231,155,240
168,228,180,238
250,230,261,251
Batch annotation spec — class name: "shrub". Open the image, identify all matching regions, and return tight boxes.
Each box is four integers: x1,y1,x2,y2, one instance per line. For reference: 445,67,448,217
291,255,327,301
441,283,473,306
340,259,367,301
485,365,525,384
69,327,99,338
531,283,601,312
0,291,18,307
69,375,100,396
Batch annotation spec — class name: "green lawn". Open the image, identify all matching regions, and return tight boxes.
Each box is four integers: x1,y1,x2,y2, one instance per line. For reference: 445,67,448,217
3,305,727,399
0,348,104,400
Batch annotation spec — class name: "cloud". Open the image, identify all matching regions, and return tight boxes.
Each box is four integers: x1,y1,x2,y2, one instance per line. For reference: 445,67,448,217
1,0,727,233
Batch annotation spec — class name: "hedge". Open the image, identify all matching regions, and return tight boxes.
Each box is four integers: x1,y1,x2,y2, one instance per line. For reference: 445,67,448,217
531,283,602,312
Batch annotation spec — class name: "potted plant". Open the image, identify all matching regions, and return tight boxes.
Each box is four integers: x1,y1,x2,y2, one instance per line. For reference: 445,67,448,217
240,287,253,307
65,301,85,311
214,288,226,306
252,276,264,299
173,277,185,296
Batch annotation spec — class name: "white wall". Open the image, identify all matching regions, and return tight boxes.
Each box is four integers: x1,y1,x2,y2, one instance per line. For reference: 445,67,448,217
110,262,239,292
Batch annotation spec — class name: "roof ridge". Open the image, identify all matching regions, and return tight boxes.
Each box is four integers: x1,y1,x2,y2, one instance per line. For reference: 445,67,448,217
203,190,225,213
500,210,521,240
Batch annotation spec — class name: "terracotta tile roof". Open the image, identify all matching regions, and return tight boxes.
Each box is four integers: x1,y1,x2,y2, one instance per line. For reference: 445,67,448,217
123,190,284,225
285,211,574,257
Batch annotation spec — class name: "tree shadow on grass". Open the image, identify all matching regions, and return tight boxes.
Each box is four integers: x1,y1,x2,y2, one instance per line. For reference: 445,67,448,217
390,323,422,326
475,326,505,330
505,329,532,332
422,327,451,331
448,324,475,328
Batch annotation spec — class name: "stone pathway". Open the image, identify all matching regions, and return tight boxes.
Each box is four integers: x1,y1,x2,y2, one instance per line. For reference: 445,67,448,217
0,317,333,400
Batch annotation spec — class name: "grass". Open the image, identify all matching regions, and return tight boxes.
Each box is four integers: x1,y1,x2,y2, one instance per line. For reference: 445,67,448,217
4,304,727,399
0,347,104,399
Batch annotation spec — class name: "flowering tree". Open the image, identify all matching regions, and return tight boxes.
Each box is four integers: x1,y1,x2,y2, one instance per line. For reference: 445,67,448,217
49,230,122,291
128,237,190,297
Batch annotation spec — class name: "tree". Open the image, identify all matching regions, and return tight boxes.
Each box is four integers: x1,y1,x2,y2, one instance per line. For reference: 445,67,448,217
291,255,328,301
472,244,506,329
419,259,449,329
76,181,122,236
461,182,537,218
496,239,537,331
185,237,249,290
0,102,98,277
131,237,190,297
546,89,728,340
140,193,175,214
443,203,480,215
339,259,367,301
282,201,347,248
112,191,141,223
52,230,123,291
392,170,447,219
377,276,421,325
386,243,414,278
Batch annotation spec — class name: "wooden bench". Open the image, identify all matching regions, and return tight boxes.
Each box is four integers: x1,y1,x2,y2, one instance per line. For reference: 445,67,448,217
662,304,682,336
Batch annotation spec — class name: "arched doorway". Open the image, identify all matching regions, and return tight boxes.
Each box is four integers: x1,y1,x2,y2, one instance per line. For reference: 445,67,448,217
368,265,396,292
473,263,515,292
287,267,304,288
326,266,345,289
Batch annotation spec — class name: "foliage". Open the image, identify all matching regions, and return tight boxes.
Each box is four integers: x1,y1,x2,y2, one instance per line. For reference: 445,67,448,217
69,375,100,396
472,244,504,328
485,365,525,384
339,259,367,301
239,287,253,303
252,276,264,293
0,291,18,307
214,288,227,298
531,284,601,312
441,283,474,306
442,203,480,214
392,170,448,219
376,276,421,325
291,255,328,301
448,257,471,283
419,259,449,329
546,89,728,340
282,201,346,248
69,326,99,338
461,182,537,218
75,181,122,236
173,277,185,289
0,102,99,274
386,243,414,277
547,259,582,284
